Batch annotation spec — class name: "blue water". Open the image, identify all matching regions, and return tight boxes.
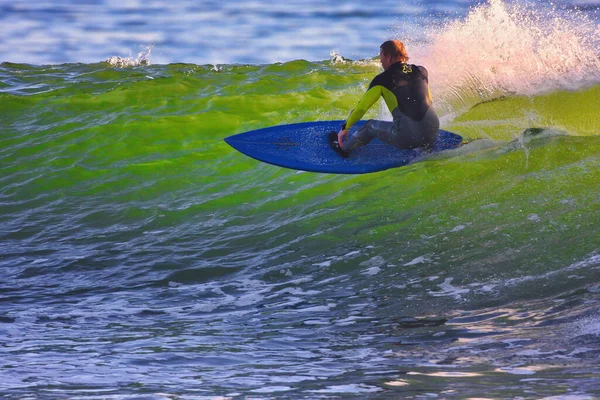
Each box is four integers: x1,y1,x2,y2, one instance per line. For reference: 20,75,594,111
1,0,596,65
1,0,600,398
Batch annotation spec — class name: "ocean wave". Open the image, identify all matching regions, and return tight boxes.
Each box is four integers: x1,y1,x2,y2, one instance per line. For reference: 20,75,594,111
421,0,600,114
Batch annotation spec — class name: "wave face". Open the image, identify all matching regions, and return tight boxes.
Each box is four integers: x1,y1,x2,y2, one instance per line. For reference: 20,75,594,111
1,1,600,398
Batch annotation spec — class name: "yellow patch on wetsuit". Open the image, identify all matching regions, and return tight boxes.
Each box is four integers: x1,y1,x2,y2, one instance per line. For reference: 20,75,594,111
343,86,398,130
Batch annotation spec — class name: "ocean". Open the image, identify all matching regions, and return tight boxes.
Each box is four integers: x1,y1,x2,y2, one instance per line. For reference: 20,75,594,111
1,0,600,398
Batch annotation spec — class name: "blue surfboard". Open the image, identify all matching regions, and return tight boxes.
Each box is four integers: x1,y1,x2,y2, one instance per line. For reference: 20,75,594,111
224,120,462,174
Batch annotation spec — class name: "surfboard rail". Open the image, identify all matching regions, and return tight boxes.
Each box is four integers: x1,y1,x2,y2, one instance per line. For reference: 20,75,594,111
224,120,462,174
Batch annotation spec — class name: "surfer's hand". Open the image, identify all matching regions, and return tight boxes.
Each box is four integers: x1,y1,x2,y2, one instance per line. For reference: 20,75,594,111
338,129,348,148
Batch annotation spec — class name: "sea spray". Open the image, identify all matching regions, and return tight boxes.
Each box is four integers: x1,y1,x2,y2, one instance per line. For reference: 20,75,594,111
106,45,153,68
341,0,599,137
404,0,600,117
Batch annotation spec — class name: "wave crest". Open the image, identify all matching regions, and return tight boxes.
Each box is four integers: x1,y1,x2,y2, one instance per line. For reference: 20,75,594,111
411,0,600,115
106,45,153,68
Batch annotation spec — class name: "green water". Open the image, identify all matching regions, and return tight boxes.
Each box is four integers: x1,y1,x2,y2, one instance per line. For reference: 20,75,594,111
1,61,600,398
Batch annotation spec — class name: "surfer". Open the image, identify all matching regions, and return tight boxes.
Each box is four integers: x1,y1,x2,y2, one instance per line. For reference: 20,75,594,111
329,40,439,158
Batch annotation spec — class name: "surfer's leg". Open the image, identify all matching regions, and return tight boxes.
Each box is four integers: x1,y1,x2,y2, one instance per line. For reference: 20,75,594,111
342,119,393,152
389,108,440,150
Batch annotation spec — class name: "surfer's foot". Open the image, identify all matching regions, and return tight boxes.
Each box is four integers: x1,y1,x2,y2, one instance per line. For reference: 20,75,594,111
328,131,349,158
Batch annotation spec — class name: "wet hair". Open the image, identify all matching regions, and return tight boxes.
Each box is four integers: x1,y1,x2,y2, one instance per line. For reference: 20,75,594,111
380,40,409,63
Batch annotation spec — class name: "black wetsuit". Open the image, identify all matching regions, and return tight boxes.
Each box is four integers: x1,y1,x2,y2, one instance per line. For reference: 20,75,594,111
341,61,439,152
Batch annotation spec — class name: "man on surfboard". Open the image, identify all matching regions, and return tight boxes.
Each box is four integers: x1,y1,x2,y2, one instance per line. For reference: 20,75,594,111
329,40,439,158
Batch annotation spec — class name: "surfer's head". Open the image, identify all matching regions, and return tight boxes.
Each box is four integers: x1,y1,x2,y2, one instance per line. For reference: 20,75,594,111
380,40,409,70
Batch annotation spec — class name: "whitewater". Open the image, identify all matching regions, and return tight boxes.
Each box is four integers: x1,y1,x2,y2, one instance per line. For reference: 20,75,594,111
1,0,599,398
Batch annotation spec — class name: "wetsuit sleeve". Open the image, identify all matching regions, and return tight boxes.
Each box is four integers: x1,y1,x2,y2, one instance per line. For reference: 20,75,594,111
341,85,382,130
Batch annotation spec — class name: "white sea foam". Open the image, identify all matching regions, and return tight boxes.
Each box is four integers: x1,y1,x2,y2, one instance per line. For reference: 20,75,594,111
406,0,600,115
429,277,471,299
359,255,386,268
250,386,293,393
527,213,541,222
361,266,381,276
450,224,467,233
498,366,537,375
404,255,430,266
329,50,347,64
106,45,153,67
573,315,600,337
310,383,383,393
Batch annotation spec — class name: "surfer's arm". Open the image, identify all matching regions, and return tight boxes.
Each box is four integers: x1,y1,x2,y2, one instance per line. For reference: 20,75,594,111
341,85,383,130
